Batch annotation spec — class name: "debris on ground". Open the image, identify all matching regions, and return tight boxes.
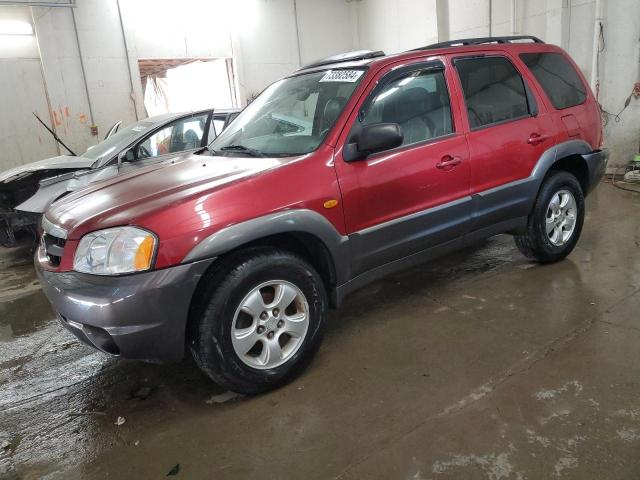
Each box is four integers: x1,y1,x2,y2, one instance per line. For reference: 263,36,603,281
131,386,153,400
205,391,239,404
167,464,180,476
114,416,126,426
1,440,10,451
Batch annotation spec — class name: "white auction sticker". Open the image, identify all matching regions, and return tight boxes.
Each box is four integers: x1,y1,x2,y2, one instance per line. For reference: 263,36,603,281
319,70,364,83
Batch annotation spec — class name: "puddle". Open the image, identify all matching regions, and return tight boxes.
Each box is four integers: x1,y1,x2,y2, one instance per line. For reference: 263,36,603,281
0,291,55,341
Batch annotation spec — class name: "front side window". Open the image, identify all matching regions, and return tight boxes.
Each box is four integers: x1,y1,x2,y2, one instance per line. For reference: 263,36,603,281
136,113,208,159
520,52,587,110
210,69,365,157
456,56,530,129
360,68,453,147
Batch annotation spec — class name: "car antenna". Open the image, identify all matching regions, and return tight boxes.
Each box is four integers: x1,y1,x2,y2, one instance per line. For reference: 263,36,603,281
32,112,77,156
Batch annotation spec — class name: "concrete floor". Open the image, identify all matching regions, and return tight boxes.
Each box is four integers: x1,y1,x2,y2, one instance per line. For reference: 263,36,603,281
1,182,639,480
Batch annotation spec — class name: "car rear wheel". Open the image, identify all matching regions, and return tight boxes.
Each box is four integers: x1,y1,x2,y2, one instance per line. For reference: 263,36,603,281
191,248,327,394
514,171,585,263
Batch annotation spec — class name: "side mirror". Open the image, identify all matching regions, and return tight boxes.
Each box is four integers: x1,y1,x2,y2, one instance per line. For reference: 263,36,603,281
344,123,403,162
117,149,135,168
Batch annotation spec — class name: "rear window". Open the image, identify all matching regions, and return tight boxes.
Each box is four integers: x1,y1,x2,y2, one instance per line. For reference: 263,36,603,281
455,56,530,129
520,52,587,110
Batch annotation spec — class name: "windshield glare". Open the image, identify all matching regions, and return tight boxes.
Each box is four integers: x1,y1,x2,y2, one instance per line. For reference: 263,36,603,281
210,69,365,157
80,120,155,163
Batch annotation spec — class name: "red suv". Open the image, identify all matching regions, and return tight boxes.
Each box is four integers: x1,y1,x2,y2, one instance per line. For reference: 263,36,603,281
37,36,607,394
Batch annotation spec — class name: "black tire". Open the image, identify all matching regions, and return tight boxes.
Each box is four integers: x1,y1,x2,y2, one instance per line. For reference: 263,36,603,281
515,170,585,263
190,247,328,394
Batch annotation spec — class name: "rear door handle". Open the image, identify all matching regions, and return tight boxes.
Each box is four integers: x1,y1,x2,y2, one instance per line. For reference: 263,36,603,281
436,155,462,169
527,133,549,145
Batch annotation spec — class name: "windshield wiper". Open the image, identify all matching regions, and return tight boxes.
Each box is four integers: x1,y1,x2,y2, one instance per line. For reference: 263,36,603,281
220,145,265,157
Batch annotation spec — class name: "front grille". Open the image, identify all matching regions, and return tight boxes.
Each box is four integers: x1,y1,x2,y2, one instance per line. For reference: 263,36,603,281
43,233,66,266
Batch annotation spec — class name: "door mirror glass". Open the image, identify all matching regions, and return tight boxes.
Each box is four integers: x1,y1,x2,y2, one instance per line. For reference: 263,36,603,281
358,123,403,155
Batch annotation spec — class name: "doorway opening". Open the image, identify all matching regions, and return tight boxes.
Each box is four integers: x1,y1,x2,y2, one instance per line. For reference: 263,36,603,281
138,58,237,116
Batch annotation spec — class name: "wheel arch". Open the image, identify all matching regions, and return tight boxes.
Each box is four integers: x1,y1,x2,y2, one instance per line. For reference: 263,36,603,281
548,154,589,193
182,210,350,324
531,139,593,196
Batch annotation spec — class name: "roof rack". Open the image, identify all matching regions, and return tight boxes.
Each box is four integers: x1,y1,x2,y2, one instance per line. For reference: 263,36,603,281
413,35,544,51
299,50,386,71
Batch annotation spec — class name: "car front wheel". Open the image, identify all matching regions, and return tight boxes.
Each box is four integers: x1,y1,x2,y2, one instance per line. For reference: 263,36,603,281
191,248,327,394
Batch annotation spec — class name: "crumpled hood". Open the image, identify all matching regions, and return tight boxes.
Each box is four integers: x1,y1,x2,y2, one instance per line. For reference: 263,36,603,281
46,152,299,239
0,155,94,184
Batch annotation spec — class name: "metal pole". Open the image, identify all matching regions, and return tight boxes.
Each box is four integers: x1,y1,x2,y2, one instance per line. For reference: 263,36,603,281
590,0,603,94
70,6,96,136
116,0,140,120
0,1,74,7
488,0,492,36
30,6,60,155
292,0,303,67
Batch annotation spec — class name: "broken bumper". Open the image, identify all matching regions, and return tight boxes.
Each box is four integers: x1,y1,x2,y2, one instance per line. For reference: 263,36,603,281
36,257,215,362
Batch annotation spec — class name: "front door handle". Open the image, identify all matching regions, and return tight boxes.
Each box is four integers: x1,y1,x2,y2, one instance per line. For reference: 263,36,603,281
527,133,549,145
436,155,462,169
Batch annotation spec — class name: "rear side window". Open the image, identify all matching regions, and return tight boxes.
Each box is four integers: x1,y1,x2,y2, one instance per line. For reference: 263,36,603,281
455,56,530,129
520,52,587,110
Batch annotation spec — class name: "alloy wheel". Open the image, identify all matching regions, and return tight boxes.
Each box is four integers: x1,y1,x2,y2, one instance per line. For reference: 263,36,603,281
231,280,309,370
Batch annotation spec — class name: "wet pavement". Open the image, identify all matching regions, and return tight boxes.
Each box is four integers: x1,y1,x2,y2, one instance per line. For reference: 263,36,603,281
1,182,640,479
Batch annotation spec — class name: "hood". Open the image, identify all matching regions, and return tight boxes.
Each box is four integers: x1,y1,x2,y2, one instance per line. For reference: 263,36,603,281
46,152,301,239
0,155,94,184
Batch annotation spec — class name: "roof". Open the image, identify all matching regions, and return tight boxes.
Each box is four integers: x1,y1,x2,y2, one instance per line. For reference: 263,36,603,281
295,35,552,74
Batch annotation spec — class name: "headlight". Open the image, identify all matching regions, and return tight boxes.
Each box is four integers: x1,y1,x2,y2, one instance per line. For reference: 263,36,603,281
73,227,157,275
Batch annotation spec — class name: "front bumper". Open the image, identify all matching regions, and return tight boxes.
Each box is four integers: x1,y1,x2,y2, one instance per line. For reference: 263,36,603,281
36,257,215,362
582,147,609,195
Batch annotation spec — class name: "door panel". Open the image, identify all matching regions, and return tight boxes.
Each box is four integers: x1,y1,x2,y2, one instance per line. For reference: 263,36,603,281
334,60,472,277
453,54,558,230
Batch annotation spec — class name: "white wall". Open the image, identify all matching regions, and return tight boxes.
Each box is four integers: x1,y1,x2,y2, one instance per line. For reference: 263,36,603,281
0,0,637,172
296,0,355,64
32,5,95,153
71,0,138,137
233,0,300,100
598,0,640,171
0,7,58,167
354,0,438,53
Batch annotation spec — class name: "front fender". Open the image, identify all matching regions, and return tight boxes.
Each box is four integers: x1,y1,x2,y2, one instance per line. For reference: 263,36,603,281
182,209,351,284
15,180,72,214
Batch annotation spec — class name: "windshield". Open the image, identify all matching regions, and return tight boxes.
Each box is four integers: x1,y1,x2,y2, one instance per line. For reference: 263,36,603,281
210,69,366,157
80,119,157,164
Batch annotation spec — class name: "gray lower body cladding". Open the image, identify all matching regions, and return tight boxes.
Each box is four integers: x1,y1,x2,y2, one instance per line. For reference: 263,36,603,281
582,148,608,194
36,257,215,362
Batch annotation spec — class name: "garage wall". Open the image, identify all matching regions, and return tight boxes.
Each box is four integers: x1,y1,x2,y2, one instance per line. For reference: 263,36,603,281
0,7,58,168
597,0,640,171
429,0,639,170
0,0,637,172
353,0,438,53
32,5,96,154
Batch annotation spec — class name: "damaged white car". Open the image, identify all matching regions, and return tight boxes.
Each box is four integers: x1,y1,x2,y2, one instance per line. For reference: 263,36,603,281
0,108,239,247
